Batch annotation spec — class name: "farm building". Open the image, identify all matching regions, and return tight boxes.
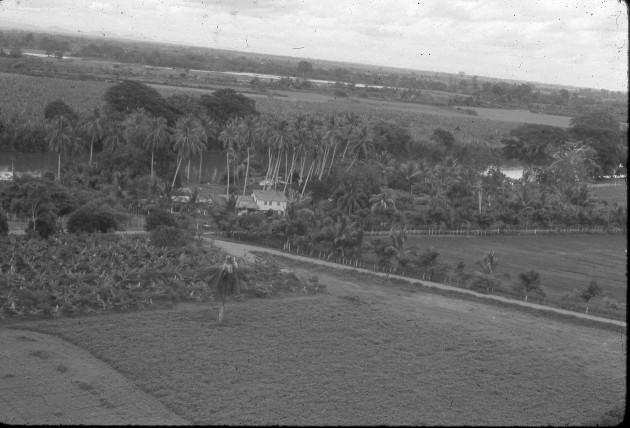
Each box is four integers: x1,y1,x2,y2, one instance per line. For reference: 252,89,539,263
251,190,288,213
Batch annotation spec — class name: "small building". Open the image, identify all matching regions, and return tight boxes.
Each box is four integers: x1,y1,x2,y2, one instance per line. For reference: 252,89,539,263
251,190,288,213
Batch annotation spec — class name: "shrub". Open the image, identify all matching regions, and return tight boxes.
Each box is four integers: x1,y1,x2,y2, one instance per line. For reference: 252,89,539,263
581,280,603,302
33,211,57,239
0,210,7,236
150,226,186,247
67,208,118,234
145,209,177,231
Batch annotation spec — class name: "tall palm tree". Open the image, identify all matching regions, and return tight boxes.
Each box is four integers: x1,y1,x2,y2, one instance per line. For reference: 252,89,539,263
122,108,150,147
369,188,397,214
103,124,126,152
397,160,423,194
470,251,501,292
144,116,170,179
81,107,103,166
346,123,374,171
45,116,73,181
219,118,239,195
196,113,219,184
236,115,261,196
171,115,205,190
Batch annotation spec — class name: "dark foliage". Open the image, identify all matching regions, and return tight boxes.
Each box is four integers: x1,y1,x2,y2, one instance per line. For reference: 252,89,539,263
31,210,57,239
145,209,177,231
0,210,8,236
150,225,187,247
67,208,118,234
199,88,258,127
104,80,180,124
43,99,78,123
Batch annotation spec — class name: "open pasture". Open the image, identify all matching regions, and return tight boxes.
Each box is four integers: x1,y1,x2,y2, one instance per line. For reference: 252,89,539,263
15,286,625,425
390,234,627,303
590,179,627,207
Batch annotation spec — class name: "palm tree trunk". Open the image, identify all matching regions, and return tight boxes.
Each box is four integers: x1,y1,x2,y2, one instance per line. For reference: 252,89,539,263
89,138,94,166
264,146,272,190
226,152,230,195
346,154,358,172
199,150,203,184
187,159,191,184
150,150,155,179
301,161,315,197
57,152,61,181
171,156,183,190
341,139,351,161
327,143,338,175
242,147,250,196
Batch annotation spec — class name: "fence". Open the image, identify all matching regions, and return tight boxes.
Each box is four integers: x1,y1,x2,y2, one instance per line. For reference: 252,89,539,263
218,230,626,323
365,225,624,237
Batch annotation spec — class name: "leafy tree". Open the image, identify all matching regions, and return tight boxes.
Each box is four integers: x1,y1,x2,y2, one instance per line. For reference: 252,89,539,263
580,280,602,302
44,100,78,123
501,124,568,165
32,210,57,239
515,270,546,301
569,110,625,175
145,209,177,231
199,88,257,127
104,80,179,124
297,60,314,76
67,208,118,233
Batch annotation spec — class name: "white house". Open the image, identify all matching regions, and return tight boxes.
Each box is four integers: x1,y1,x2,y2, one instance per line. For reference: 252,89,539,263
251,190,288,213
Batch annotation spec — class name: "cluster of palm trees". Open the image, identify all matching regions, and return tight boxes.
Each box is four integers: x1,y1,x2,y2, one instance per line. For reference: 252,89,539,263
43,105,382,200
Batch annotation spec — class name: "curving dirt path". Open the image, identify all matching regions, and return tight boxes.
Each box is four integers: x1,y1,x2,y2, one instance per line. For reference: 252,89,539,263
0,329,189,425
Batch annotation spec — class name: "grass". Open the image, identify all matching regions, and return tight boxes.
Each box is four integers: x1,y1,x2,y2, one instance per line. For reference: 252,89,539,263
14,292,625,425
368,234,627,304
590,179,627,207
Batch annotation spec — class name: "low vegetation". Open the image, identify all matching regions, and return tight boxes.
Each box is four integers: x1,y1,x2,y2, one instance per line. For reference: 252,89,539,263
0,234,320,320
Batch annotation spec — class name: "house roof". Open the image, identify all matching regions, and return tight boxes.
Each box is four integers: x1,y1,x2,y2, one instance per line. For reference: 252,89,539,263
252,190,288,202
235,195,259,210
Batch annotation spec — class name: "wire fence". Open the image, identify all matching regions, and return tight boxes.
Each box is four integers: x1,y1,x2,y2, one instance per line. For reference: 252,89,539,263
218,230,626,323
365,226,625,237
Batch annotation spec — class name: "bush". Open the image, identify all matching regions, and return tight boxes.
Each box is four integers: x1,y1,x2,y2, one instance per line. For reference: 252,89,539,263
0,210,8,236
33,211,57,239
581,280,602,302
149,226,187,247
67,208,118,234
145,209,177,231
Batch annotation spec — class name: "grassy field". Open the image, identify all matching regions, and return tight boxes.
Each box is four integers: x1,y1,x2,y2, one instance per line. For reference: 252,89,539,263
371,234,627,304
13,284,625,425
455,106,572,128
590,179,627,207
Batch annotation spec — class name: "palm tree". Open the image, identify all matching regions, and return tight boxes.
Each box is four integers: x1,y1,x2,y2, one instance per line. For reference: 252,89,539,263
236,115,261,196
397,160,423,194
196,113,219,184
45,116,73,180
122,108,150,146
81,107,103,166
219,118,239,195
103,124,126,152
171,115,205,190
469,251,501,292
144,116,170,179
383,228,417,272
369,188,397,214
333,182,368,216
346,123,374,171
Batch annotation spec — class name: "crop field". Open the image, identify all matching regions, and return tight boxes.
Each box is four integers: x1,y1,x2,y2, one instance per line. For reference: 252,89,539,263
376,234,627,304
0,72,108,123
455,106,572,128
14,270,625,425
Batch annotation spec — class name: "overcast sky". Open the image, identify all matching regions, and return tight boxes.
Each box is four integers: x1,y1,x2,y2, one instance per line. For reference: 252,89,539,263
1,0,627,91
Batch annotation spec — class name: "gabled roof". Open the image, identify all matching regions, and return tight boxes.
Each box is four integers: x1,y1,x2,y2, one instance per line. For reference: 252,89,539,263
251,190,288,202
235,195,258,210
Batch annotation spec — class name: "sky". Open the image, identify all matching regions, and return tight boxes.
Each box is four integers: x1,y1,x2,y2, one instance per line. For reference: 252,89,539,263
0,0,627,91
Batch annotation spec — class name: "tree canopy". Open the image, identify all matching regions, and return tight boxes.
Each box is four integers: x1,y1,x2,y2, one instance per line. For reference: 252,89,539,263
44,100,78,123
198,88,258,128
104,80,179,124
569,110,625,175
501,124,568,165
